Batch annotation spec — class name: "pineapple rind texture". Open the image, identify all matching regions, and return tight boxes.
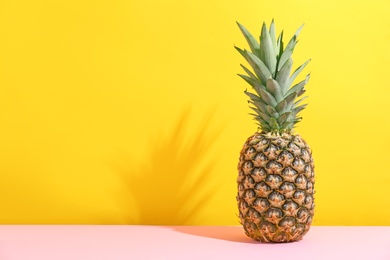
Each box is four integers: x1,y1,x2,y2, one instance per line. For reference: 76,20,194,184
237,132,315,243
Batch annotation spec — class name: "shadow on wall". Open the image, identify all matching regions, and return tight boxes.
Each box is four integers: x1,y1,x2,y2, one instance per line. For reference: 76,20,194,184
116,108,225,225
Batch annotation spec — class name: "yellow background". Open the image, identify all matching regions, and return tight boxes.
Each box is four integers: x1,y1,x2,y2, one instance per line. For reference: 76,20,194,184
0,0,389,225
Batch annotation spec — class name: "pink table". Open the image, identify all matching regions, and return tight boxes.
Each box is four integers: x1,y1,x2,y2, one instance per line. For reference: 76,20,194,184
0,225,389,260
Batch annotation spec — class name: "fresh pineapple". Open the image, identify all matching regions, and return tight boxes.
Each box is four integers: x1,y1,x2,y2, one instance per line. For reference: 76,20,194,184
236,20,314,243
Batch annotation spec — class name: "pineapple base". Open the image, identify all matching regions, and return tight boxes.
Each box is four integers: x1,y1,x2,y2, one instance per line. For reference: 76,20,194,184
237,132,315,243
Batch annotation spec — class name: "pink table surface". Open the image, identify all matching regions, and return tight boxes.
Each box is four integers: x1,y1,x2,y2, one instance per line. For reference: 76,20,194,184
0,225,389,260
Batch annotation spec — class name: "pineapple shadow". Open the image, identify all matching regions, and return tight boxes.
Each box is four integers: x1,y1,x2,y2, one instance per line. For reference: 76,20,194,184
117,108,224,225
171,226,259,244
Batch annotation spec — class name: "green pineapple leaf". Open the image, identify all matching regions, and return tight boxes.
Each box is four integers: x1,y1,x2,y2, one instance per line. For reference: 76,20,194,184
260,22,277,75
294,96,308,107
284,91,298,112
249,113,271,130
269,117,280,132
235,46,271,85
259,88,278,107
276,58,293,95
277,24,304,70
244,90,261,101
236,22,261,56
249,99,270,115
246,50,272,85
277,36,297,71
236,20,310,133
297,89,306,97
266,105,279,118
288,59,311,87
276,30,284,60
266,78,283,103
285,74,310,97
240,64,258,80
275,99,287,114
258,110,272,123
239,74,266,95
269,19,278,57
292,104,308,116
277,111,292,125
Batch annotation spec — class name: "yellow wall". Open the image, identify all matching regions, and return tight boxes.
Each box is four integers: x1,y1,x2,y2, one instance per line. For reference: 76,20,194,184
0,0,389,225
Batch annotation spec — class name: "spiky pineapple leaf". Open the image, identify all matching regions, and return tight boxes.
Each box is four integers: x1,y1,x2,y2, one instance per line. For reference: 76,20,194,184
236,20,311,134
277,35,297,71
240,64,258,80
292,104,308,116
266,105,279,118
269,117,280,132
236,22,261,57
277,24,304,70
258,110,272,123
259,88,277,107
266,78,283,103
238,74,265,95
249,99,269,115
249,106,261,114
246,50,272,85
260,22,277,75
295,24,304,36
294,96,308,107
276,30,284,59
280,119,292,129
269,19,278,57
275,99,287,114
276,58,293,95
288,59,311,87
245,90,261,101
291,117,303,129
285,74,310,97
249,113,271,130
284,91,298,112
297,89,306,97
235,46,271,85
277,111,291,125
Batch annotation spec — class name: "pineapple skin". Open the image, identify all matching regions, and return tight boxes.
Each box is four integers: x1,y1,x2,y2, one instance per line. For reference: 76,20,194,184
237,132,315,243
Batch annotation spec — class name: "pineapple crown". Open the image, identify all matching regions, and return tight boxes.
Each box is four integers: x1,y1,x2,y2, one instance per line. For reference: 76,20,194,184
235,19,310,134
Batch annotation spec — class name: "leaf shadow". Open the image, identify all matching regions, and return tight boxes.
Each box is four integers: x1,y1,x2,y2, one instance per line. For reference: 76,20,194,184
114,107,225,225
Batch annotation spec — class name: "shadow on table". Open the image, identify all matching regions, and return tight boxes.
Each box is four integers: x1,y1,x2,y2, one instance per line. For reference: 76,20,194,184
171,226,260,244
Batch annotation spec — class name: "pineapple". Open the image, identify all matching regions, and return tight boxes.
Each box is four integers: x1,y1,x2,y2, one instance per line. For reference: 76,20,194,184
235,20,314,243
